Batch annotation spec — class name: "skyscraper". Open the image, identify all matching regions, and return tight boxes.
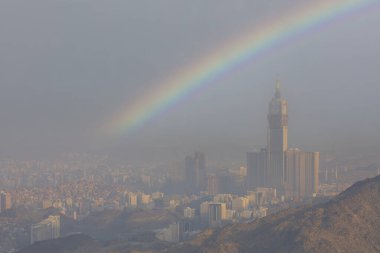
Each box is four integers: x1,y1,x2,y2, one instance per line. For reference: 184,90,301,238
247,82,319,199
246,148,267,190
194,151,206,190
207,175,219,195
185,152,206,193
267,81,288,189
284,149,319,198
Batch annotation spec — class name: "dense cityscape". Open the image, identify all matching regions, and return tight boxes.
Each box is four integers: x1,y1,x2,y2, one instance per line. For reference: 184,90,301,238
0,86,378,253
1,1,380,253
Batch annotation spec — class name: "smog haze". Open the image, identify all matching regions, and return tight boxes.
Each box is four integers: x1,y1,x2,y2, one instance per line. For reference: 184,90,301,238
0,0,379,163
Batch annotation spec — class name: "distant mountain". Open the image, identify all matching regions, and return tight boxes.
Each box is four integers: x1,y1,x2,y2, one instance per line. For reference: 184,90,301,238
161,175,380,253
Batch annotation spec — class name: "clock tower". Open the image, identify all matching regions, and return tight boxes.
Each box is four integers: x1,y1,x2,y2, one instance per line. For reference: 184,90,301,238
267,81,288,188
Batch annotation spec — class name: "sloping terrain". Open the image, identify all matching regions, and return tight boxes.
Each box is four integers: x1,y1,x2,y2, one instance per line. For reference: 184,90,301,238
161,175,380,253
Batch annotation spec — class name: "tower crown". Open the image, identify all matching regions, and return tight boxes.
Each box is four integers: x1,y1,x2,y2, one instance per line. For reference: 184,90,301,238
275,80,281,99
269,79,287,116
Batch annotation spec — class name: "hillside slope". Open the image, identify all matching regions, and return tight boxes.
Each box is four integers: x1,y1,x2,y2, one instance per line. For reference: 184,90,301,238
162,175,380,253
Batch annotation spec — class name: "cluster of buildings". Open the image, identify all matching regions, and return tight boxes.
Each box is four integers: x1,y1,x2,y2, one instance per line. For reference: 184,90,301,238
246,83,319,199
198,190,273,227
0,84,322,249
182,84,319,200
153,84,319,236
182,156,247,196
156,189,275,242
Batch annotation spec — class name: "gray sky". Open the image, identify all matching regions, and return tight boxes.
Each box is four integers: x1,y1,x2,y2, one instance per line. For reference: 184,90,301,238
0,0,379,162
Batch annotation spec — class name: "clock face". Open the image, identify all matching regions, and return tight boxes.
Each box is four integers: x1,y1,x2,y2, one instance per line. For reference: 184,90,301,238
271,103,280,114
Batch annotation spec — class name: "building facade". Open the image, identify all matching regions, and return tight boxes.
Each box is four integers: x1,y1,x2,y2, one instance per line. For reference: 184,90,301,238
0,191,12,212
30,215,60,244
247,148,267,190
207,175,219,195
185,152,206,193
284,149,319,198
208,202,226,227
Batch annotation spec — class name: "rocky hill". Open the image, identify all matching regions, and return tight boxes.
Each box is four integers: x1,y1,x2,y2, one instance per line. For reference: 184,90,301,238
161,175,380,253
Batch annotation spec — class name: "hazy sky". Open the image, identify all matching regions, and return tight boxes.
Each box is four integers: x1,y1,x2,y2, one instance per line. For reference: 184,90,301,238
0,0,379,162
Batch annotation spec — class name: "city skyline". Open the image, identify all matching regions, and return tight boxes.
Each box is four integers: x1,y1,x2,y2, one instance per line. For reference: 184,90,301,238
0,1,380,252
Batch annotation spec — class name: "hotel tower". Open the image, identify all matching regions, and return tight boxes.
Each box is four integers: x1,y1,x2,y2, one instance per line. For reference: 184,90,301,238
247,81,319,199
267,81,288,189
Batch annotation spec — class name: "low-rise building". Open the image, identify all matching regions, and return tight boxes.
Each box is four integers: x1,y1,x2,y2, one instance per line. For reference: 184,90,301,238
30,215,60,244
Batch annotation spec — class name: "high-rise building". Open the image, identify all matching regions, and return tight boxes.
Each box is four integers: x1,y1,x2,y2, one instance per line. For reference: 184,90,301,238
207,175,219,195
30,215,60,244
185,152,206,193
126,192,137,208
247,82,319,199
194,152,206,190
284,149,319,198
185,155,196,192
0,191,12,212
208,202,226,227
246,149,267,190
200,201,210,221
267,81,288,189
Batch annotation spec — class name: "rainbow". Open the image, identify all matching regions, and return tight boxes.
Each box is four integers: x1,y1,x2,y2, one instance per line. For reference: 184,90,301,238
103,0,378,137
